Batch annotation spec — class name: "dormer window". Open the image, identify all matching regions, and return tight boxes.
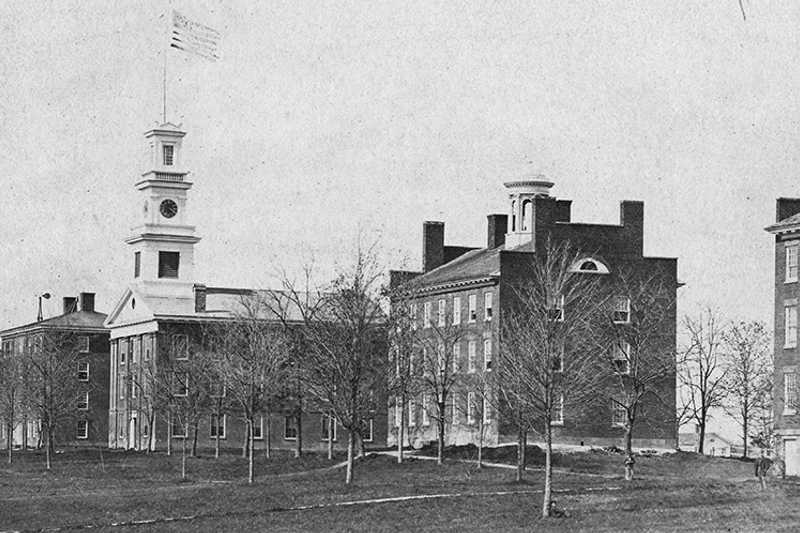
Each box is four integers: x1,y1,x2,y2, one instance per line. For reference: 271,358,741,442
163,144,174,166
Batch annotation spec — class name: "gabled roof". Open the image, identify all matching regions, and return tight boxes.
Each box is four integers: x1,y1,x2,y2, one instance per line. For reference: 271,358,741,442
766,212,800,234
412,247,504,290
0,310,108,337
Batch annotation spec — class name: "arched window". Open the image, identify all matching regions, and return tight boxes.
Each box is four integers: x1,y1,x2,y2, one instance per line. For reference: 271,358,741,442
569,257,610,274
511,200,517,231
521,200,532,231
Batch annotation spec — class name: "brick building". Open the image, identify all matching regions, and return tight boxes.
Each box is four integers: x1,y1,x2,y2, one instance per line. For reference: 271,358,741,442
390,178,678,449
0,292,109,448
104,123,385,452
765,198,800,475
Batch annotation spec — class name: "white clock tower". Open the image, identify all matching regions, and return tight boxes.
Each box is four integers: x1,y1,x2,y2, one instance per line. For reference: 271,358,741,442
124,123,201,298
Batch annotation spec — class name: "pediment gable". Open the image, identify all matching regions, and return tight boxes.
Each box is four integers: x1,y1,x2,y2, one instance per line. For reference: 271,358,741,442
104,286,155,328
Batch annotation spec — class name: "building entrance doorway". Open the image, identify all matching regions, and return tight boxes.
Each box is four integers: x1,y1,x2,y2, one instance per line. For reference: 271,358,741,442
128,415,137,450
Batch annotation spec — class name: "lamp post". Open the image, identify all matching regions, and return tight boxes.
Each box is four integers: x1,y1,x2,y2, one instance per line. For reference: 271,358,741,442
36,293,51,321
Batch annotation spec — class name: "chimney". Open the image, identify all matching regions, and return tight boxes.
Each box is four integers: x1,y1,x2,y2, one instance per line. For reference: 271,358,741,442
422,221,445,272
777,198,800,223
620,201,644,257
487,214,508,249
62,297,78,314
78,292,95,313
194,284,207,313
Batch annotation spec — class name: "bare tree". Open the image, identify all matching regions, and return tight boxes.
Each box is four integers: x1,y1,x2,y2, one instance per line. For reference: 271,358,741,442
498,240,607,518
598,269,677,480
206,294,290,484
0,348,23,464
679,309,730,455
302,245,387,485
386,293,418,464
722,321,772,458
462,372,493,469
415,318,468,465
23,331,86,470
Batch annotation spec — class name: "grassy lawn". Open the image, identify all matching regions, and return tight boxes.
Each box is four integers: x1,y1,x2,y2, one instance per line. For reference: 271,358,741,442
0,447,797,532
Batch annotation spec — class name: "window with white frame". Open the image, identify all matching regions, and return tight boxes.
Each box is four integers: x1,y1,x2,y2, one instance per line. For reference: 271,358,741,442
438,299,446,327
422,394,430,426
612,400,626,427
172,420,187,438
284,415,298,440
786,306,798,348
321,414,337,441
131,337,139,364
452,343,460,373
174,373,188,397
173,334,189,360
467,392,476,424
468,340,477,372
612,341,630,374
788,243,799,283
468,294,477,322
210,380,226,398
252,415,264,440
552,394,564,425
394,397,402,428
451,392,459,425
424,301,432,328
77,419,88,440
552,344,564,373
362,419,374,442
77,361,89,382
119,374,125,400
131,378,137,399
436,343,444,374
785,372,798,414
613,296,631,324
77,391,89,410
408,399,416,427
79,336,90,353
409,351,415,376
163,144,174,166
483,396,492,424
483,337,492,371
210,414,226,439
484,292,493,321
548,295,565,322
453,296,461,325
410,303,418,330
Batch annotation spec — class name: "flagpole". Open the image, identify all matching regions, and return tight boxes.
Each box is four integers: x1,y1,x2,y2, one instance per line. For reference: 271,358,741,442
163,48,167,123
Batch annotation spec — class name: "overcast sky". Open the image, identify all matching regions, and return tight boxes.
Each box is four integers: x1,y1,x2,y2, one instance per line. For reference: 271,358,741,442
2,0,797,348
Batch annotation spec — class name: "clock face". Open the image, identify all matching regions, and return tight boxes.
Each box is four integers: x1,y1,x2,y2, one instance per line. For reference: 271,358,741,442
160,199,178,219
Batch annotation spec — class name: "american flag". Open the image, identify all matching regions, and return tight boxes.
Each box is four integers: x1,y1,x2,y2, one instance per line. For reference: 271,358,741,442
170,10,220,62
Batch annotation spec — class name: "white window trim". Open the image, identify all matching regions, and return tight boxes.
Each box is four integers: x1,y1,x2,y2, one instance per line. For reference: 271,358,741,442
551,395,564,426
253,415,265,440
785,372,798,415
174,373,189,397
452,297,461,325
467,392,476,425
786,306,798,349
424,302,432,329
468,340,477,373
394,398,402,428
484,292,493,321
174,334,189,361
408,399,416,428
451,393,459,425
482,396,492,424
437,299,446,327
468,295,477,323
410,303,418,331
283,415,298,441
210,414,227,439
611,401,627,427
76,419,89,440
78,391,89,411
422,394,430,426
172,422,188,438
613,341,631,375
79,336,90,353
322,414,338,442
483,337,493,372
452,343,460,373
77,361,90,382
613,296,631,324
787,243,799,283
363,419,374,442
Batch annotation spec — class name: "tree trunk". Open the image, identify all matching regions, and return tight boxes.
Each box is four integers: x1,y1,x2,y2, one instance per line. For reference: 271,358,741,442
742,413,749,459
295,411,302,458
45,425,51,470
345,430,355,484
478,417,484,469
397,396,405,464
624,421,635,481
147,411,155,453
181,425,187,481
698,417,706,455
192,420,199,457
327,415,334,460
542,421,552,519
215,413,220,459
437,407,445,465
166,413,172,456
242,422,249,458
6,422,12,465
22,416,27,450
266,413,271,460
516,425,525,482
248,418,255,484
